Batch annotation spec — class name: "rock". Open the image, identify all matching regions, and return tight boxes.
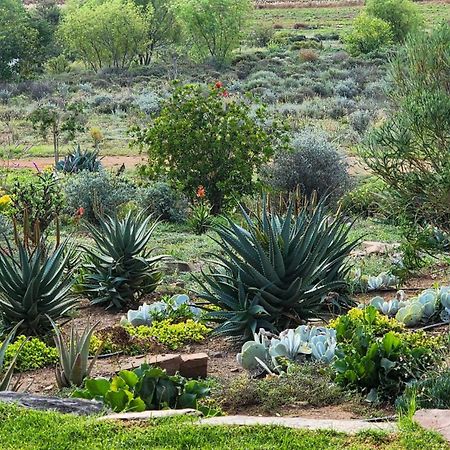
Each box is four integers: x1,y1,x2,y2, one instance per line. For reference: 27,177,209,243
165,261,193,273
210,351,224,358
0,392,104,415
98,408,201,421
199,416,397,434
360,241,400,255
414,409,450,442
180,353,208,378
121,354,182,375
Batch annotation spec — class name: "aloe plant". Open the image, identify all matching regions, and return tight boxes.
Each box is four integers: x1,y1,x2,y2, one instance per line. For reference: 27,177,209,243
55,146,102,173
198,199,358,338
0,322,25,391
82,211,167,310
51,319,101,388
0,240,77,335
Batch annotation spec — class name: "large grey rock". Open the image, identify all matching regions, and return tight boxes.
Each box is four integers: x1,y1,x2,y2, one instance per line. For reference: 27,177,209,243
414,409,450,442
0,392,104,415
98,409,201,421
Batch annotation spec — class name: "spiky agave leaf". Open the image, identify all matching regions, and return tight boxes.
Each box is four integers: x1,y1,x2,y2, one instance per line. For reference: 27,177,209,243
0,240,77,335
82,211,167,310
197,198,359,338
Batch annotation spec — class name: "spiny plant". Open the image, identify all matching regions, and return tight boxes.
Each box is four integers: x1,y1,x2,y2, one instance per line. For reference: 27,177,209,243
0,240,77,335
197,198,358,341
55,145,102,174
82,211,167,310
0,322,25,391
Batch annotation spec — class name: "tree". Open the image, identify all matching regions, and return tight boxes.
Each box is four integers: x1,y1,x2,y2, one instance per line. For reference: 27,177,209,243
173,0,250,66
132,83,288,214
359,24,450,231
343,14,393,56
0,0,38,80
29,102,86,165
59,0,149,71
366,0,421,42
134,0,180,64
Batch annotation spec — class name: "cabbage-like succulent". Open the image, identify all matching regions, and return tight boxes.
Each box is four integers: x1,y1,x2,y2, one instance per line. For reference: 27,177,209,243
439,287,450,322
310,334,336,364
370,296,400,317
417,290,438,321
395,302,424,327
367,272,398,291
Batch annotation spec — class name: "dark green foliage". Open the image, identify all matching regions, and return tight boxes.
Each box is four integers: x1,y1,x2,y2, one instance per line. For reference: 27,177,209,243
0,241,76,335
333,306,443,402
73,364,210,412
82,211,166,310
396,370,450,412
56,147,102,174
360,24,450,232
132,83,289,214
197,199,358,340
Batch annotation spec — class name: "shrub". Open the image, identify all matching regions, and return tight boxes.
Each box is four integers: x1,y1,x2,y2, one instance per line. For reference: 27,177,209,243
264,129,350,204
132,83,288,214
82,211,166,310
340,176,388,217
246,25,275,47
137,182,188,223
366,0,421,42
332,306,444,401
4,336,58,372
360,24,450,232
299,49,318,62
334,78,359,99
64,171,136,223
349,109,373,134
127,320,210,350
198,198,358,341
73,364,210,412
134,91,162,115
343,14,393,57
0,241,77,336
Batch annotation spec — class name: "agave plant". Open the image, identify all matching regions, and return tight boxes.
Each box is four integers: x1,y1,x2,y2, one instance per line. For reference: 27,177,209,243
197,199,358,338
51,319,100,388
55,146,102,174
0,322,25,390
0,241,77,335
82,211,167,310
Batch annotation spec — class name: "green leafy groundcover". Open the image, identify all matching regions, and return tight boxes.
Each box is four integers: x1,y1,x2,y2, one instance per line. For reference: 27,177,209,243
0,404,447,450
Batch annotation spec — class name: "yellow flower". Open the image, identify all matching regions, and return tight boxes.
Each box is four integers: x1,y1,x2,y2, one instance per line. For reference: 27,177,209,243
0,194,13,212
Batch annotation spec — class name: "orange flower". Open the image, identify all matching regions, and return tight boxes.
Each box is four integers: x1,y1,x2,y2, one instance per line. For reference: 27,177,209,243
196,185,206,198
75,207,85,217
215,81,223,89
222,90,229,97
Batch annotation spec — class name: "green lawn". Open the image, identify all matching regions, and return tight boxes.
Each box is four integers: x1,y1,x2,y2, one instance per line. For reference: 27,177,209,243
0,405,447,450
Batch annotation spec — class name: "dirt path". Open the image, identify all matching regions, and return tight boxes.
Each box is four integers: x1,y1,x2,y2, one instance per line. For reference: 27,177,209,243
6,155,147,171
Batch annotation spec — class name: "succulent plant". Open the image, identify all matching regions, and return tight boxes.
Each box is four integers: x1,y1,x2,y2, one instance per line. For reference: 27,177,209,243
438,287,450,322
0,240,77,335
237,325,337,374
82,211,167,310
367,272,399,291
395,302,424,327
198,199,359,339
417,290,439,321
0,322,25,391
121,294,201,327
370,296,401,317
55,146,102,173
51,319,100,388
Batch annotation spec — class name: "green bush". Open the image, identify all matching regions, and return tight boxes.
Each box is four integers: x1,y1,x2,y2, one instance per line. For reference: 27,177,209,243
360,24,450,232
64,171,136,223
332,306,444,401
366,0,421,42
132,83,288,214
4,336,58,372
137,182,188,223
73,364,210,412
343,14,393,56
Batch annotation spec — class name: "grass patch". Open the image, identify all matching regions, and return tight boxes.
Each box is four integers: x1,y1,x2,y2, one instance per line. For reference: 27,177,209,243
0,404,447,450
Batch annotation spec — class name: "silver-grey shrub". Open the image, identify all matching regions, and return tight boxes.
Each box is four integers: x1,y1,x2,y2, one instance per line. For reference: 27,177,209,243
264,129,351,203
64,170,136,223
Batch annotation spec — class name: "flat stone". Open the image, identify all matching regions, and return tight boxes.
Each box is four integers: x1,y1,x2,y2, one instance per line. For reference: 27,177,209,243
180,353,208,378
414,409,450,442
121,354,182,375
0,392,104,415
165,261,193,273
199,416,397,434
98,408,201,421
359,241,400,256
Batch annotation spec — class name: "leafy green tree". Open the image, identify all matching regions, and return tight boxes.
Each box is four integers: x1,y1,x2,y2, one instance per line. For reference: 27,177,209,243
366,0,421,42
0,0,38,80
360,24,450,231
132,83,288,213
29,102,86,165
59,0,149,71
173,0,250,66
343,13,393,56
134,0,180,64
